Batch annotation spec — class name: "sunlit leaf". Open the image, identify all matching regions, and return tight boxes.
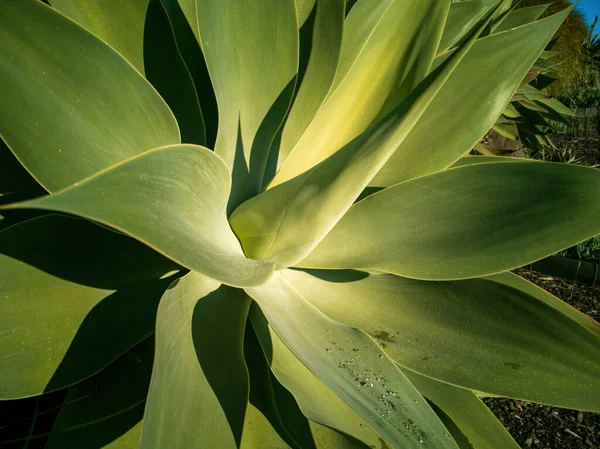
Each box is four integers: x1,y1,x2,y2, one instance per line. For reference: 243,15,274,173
4,145,274,287
0,0,180,192
271,0,449,186
302,161,600,280
0,215,174,399
141,273,250,449
370,8,569,187
247,273,459,449
282,269,600,411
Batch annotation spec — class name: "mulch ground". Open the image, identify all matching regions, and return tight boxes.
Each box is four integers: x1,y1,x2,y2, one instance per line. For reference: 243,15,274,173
484,269,600,449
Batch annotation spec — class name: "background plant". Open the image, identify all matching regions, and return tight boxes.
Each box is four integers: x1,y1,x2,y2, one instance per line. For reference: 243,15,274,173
1,1,600,449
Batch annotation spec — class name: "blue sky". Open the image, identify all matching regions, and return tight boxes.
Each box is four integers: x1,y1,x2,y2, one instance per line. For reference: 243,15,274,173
577,0,600,28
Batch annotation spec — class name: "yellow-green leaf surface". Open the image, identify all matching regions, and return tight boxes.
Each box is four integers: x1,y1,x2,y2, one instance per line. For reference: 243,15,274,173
241,404,294,449
250,306,381,448
276,0,345,168
370,8,569,187
450,155,529,168
282,269,600,411
302,161,600,280
51,0,207,145
246,273,460,449
4,145,274,287
518,84,575,116
0,0,180,192
296,0,318,27
0,215,174,399
489,272,600,339
493,4,548,33
46,339,154,449
191,0,298,198
49,0,149,72
141,273,250,449
270,0,449,186
404,369,519,449
437,0,498,54
230,8,495,269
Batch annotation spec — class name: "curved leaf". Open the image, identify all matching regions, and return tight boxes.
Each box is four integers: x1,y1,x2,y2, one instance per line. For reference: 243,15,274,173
241,404,294,449
250,306,381,448
141,273,250,449
282,269,600,411
230,7,497,269
0,0,180,192
4,145,274,287
493,4,549,33
296,0,317,27
46,339,154,449
50,0,206,145
246,273,459,449
49,0,149,72
437,0,498,54
403,369,520,449
192,0,298,201
301,161,600,280
270,0,449,186
276,0,345,169
0,215,174,399
449,155,529,168
370,8,569,187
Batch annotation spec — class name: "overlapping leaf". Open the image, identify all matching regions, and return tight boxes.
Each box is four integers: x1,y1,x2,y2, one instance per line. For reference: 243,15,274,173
0,215,175,399
370,8,569,187
247,273,459,449
404,369,520,449
46,339,154,449
141,273,250,449
271,0,449,185
230,6,497,269
182,0,298,205
0,0,180,192
3,145,274,287
282,269,600,411
301,161,600,280
275,0,345,169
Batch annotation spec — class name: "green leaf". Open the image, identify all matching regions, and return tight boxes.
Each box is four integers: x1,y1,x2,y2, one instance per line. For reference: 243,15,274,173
489,272,600,339
50,0,206,145
402,369,519,449
270,0,449,186
296,0,317,27
246,272,459,449
437,0,499,54
250,308,381,448
0,215,174,399
159,0,218,145
244,325,312,449
4,145,274,287
0,0,180,192
301,161,600,280
141,273,250,449
241,404,294,449
450,155,529,168
370,8,569,187
48,0,149,72
276,0,345,169
46,339,154,449
493,4,549,33
281,269,600,411
230,5,497,269
190,0,298,202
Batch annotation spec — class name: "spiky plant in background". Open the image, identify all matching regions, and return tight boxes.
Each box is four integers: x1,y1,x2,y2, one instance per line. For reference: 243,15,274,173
1,1,600,448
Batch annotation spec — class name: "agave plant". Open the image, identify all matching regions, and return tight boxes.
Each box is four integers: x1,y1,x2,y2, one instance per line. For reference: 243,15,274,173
1,0,600,448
